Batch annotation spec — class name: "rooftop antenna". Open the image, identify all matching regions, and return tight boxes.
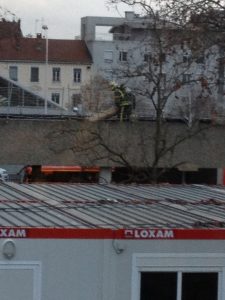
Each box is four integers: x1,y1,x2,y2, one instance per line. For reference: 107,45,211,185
35,19,39,36
41,17,44,36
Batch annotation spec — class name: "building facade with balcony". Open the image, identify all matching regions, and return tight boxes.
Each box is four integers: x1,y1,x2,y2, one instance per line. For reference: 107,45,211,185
81,12,222,120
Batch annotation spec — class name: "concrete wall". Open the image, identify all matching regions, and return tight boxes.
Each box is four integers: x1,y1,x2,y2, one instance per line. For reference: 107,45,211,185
0,118,225,167
0,238,225,300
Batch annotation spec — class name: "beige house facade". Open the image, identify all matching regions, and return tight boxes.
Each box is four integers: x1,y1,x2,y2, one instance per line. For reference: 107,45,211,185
0,21,92,111
0,59,92,109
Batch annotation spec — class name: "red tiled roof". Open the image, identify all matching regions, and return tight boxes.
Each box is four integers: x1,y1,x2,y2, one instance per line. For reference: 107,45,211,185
0,37,92,64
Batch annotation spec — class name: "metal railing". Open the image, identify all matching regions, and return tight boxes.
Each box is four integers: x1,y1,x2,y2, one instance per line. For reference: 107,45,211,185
0,75,67,116
0,75,224,121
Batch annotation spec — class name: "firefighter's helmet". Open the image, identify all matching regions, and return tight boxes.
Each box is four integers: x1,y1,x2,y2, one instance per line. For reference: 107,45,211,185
110,81,118,90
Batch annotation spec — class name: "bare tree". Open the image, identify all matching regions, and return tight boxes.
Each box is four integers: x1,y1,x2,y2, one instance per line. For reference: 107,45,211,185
46,0,225,183
81,75,120,121
86,0,225,182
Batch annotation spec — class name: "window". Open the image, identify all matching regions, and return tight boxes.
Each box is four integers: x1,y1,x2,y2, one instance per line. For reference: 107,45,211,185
183,54,191,64
132,253,224,300
141,272,218,300
119,51,127,62
73,68,81,83
9,66,18,81
104,51,113,63
51,93,60,104
141,272,177,300
30,67,39,82
105,69,113,81
196,56,205,64
159,52,166,62
182,74,191,83
72,93,81,107
144,53,151,63
52,67,60,82
182,272,218,300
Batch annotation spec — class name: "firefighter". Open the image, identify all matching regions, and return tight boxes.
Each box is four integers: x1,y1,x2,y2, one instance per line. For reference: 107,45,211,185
111,83,135,121
125,89,136,119
17,165,33,183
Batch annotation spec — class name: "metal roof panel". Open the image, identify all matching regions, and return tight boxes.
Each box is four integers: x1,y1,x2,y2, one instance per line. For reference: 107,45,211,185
1,183,225,229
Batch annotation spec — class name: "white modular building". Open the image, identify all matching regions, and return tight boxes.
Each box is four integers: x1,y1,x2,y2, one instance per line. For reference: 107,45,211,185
0,182,225,299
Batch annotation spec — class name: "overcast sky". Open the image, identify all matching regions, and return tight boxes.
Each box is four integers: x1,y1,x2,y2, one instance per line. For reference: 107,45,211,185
0,0,131,39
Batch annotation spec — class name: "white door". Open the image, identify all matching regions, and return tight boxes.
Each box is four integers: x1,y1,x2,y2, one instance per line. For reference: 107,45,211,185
0,262,41,300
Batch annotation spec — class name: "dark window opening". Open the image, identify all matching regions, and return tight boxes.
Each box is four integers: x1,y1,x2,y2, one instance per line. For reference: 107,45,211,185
144,53,151,62
183,54,192,64
30,67,39,82
160,52,166,62
52,67,60,82
119,51,127,62
182,74,191,83
112,167,217,184
196,56,205,64
141,272,218,300
51,93,60,104
9,66,18,81
72,94,81,107
73,68,81,83
141,272,177,300
182,272,218,300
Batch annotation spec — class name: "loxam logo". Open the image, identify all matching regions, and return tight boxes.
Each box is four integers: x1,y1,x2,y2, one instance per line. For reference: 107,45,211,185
0,228,27,238
124,229,174,239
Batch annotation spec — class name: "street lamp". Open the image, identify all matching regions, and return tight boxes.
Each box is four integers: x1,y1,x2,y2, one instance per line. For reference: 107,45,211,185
42,25,48,114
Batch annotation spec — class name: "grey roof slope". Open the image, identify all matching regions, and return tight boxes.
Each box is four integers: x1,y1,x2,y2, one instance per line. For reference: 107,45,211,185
0,182,225,229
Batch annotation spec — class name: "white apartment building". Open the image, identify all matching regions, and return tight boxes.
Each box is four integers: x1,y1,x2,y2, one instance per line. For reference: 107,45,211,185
81,12,222,120
0,32,92,110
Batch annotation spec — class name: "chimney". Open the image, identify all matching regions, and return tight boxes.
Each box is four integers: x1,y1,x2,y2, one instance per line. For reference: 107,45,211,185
125,11,135,20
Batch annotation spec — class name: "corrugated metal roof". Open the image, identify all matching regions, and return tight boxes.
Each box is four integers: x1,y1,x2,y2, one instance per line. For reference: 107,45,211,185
1,182,225,229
